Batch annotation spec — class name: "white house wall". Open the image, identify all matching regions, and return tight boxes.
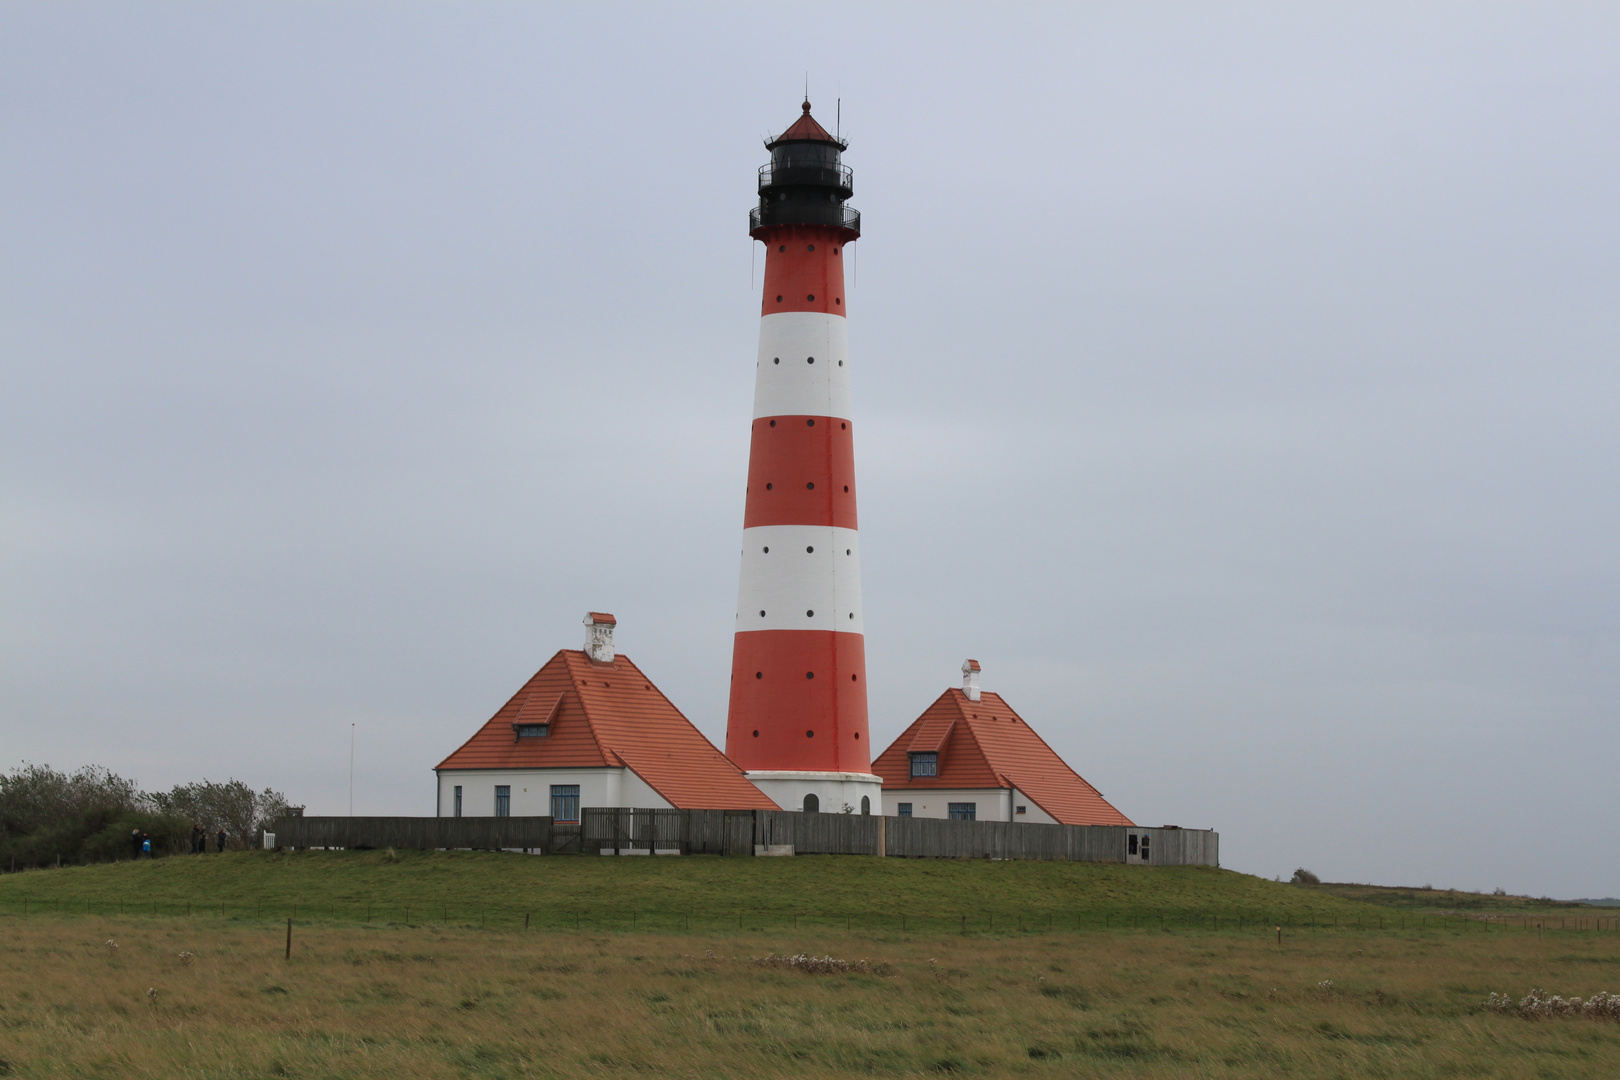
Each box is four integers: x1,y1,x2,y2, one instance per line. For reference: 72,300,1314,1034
882,787,1013,822
1009,788,1060,825
436,767,674,817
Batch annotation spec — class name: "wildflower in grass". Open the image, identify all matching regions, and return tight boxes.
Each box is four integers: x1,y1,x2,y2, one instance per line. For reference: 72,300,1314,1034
104,939,118,951
177,951,195,966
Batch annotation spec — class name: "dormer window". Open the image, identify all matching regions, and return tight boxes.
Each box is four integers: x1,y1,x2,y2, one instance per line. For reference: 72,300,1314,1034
513,723,550,740
909,752,937,778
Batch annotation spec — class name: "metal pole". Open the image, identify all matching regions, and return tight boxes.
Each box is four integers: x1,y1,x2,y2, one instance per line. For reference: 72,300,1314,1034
349,723,355,816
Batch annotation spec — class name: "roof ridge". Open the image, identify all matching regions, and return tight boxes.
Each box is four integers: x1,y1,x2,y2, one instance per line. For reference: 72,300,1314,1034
979,691,1097,791
561,652,619,766
434,649,573,770
946,690,999,781
954,691,1075,823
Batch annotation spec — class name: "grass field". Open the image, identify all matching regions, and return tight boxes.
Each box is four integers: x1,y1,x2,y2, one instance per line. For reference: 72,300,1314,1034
4,914,1619,1078
1310,880,1603,918
4,853,1617,1077
0,849,1405,933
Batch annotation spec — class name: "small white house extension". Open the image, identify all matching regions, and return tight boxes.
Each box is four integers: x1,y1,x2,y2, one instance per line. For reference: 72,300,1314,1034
434,614,778,821
872,660,1134,827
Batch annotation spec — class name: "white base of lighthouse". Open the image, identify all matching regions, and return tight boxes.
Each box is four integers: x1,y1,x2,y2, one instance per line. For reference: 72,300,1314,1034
745,770,884,816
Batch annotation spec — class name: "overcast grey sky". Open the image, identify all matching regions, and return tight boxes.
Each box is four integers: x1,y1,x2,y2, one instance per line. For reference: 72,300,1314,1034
3,3,1616,898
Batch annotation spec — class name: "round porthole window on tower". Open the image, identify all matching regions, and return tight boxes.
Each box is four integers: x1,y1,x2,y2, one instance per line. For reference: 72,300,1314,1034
807,294,815,301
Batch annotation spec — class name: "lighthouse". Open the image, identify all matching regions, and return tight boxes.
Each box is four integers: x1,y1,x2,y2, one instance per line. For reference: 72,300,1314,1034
725,101,883,816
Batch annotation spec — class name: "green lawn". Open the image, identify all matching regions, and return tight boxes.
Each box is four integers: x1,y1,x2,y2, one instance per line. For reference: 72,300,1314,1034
1,849,1416,934
1311,880,1603,917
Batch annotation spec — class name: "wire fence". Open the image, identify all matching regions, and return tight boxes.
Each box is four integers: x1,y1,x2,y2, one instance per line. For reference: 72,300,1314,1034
1,898,1614,936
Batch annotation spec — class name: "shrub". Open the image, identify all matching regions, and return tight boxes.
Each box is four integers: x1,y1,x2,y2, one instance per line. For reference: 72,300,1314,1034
0,763,291,866
1290,868,1320,886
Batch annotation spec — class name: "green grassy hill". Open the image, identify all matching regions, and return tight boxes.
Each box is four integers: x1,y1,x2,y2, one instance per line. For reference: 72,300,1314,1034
1309,880,1603,916
0,849,1401,933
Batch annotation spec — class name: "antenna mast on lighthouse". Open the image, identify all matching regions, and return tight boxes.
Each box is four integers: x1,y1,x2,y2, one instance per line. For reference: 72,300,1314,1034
727,100,881,816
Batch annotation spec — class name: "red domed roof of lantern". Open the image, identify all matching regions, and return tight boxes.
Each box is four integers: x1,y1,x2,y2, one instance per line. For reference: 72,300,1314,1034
767,100,846,149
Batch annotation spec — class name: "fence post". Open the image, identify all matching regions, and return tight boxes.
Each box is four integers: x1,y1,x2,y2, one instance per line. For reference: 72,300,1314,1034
285,918,292,960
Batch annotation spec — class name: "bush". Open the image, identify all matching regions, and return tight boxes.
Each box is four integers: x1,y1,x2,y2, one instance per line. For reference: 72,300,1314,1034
1291,868,1320,886
0,763,291,867
81,811,192,862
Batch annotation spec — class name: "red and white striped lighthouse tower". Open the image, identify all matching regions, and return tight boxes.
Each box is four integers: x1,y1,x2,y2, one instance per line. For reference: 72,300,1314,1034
726,101,882,815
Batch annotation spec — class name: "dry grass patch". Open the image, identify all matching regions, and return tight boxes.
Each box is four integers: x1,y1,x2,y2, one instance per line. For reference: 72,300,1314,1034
0,914,1617,1077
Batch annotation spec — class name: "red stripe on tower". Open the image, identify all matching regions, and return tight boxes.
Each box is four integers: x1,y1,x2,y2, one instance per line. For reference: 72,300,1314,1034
727,101,882,816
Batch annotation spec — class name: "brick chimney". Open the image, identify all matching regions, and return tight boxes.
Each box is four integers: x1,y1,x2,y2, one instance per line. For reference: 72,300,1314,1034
962,658,982,702
583,612,617,663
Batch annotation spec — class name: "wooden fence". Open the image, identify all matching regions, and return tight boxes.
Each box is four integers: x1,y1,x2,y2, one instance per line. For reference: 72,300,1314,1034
273,811,1217,866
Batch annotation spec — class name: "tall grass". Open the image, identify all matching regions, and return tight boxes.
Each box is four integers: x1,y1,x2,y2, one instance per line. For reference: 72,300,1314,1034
2,914,1616,1078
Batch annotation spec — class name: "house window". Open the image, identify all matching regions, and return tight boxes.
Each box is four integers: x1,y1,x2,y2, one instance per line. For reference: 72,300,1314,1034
551,785,579,824
803,793,820,813
494,785,511,817
513,723,549,739
453,785,462,818
1128,834,1138,855
897,803,912,818
1015,805,1027,815
909,752,937,778
948,803,976,821
1139,834,1150,861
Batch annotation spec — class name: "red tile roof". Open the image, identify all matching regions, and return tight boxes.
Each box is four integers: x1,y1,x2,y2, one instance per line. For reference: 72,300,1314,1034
586,612,616,625
770,101,840,146
872,689,1134,826
436,650,778,810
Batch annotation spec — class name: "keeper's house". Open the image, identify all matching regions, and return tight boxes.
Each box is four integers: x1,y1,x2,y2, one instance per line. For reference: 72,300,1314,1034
434,613,778,820
872,660,1134,826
